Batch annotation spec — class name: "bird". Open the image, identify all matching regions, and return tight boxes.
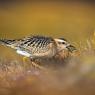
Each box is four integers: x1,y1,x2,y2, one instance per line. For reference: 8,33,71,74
0,35,77,69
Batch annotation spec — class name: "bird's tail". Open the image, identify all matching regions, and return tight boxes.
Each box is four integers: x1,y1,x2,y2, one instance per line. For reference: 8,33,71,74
0,39,17,49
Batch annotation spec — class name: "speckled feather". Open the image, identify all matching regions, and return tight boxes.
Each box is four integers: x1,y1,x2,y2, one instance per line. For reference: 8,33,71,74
19,36,56,53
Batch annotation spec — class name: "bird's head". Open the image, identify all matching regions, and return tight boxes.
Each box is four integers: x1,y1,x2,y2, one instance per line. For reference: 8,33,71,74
54,38,77,53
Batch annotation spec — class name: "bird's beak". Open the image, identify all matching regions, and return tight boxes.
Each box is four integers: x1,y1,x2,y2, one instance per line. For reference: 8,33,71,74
66,45,77,52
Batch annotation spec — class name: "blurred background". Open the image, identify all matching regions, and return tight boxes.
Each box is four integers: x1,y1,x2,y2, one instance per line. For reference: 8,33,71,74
0,0,95,41
0,0,95,95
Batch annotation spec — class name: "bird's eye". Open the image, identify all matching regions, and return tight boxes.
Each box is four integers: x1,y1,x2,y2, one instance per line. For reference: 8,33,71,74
62,42,66,44
58,42,66,44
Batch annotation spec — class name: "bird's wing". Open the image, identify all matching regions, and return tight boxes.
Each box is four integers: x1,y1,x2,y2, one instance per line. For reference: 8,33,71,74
17,35,53,49
17,35,56,58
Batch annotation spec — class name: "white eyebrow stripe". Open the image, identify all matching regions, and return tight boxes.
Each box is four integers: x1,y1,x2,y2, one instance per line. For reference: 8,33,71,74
54,39,66,42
